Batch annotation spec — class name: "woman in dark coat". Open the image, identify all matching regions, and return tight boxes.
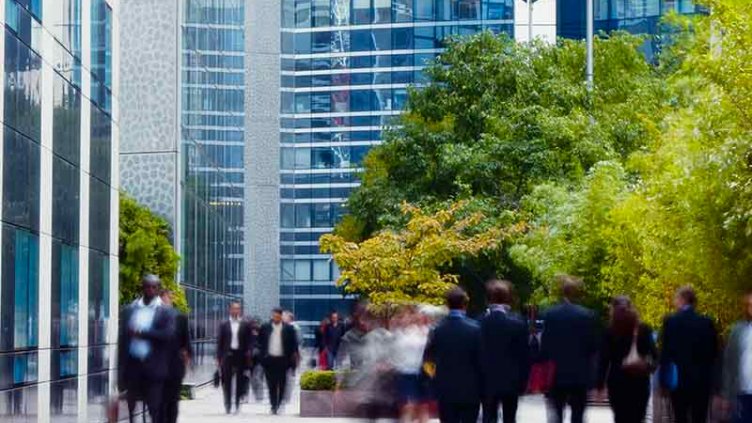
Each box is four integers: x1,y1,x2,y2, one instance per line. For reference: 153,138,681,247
597,296,659,423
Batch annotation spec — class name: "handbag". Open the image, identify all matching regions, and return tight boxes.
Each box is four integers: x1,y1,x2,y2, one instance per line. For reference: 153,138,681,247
622,328,651,376
527,361,556,394
659,362,678,391
213,370,221,388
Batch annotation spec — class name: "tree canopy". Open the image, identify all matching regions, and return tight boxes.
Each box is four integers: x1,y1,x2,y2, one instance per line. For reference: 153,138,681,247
119,194,188,312
331,0,752,330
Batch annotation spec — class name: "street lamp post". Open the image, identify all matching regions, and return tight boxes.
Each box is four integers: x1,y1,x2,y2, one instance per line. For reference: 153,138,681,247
586,0,594,90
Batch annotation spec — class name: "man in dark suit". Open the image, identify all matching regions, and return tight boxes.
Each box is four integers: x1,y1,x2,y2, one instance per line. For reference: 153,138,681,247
660,286,719,423
159,289,192,423
118,274,176,423
259,307,300,414
480,280,530,423
541,276,599,423
216,301,252,414
425,287,482,423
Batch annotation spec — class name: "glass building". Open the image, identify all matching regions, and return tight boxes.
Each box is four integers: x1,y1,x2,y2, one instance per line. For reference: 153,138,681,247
0,0,118,421
278,0,516,340
120,0,244,384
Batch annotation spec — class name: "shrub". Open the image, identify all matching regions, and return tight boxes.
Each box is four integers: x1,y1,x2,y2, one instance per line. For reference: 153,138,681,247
300,370,336,391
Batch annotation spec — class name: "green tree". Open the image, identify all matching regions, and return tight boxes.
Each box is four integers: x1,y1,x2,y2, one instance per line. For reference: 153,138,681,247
119,194,188,312
321,201,520,308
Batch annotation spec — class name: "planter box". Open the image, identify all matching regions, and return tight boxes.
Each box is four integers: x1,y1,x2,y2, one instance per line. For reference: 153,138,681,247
300,390,334,417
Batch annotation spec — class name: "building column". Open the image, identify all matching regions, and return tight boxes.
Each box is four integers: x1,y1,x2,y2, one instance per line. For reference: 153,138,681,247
78,0,93,420
245,0,281,317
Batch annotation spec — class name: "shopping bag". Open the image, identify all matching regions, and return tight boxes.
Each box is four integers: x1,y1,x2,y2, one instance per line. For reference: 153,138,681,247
527,361,556,394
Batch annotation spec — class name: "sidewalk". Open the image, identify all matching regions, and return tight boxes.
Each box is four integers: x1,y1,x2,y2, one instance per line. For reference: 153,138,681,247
178,385,616,423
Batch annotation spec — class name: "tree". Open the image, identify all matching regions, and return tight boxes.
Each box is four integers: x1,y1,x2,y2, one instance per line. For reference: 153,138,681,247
119,194,188,312
320,201,521,308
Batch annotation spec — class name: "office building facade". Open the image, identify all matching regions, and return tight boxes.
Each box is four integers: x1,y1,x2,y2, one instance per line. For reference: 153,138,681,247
0,0,119,421
120,0,243,383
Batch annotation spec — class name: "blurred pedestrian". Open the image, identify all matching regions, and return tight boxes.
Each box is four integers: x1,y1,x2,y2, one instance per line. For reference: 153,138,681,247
720,289,752,422
259,307,300,414
160,289,192,423
315,318,330,369
392,306,430,423
216,301,252,414
541,276,599,423
660,286,719,423
479,280,529,423
248,317,265,402
324,310,346,369
282,311,301,404
336,303,369,371
118,274,176,423
596,296,657,423
424,287,482,423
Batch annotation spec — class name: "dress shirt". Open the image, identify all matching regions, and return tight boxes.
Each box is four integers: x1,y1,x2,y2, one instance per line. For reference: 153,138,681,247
269,322,284,357
128,297,163,360
742,323,752,394
230,318,240,350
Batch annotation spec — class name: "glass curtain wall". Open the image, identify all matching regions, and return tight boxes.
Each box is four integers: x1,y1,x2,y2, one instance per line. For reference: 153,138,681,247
1,0,116,420
279,0,514,342
181,0,245,383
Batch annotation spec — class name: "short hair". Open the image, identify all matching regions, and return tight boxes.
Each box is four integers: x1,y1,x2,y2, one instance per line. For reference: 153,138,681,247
329,310,339,317
229,301,242,308
558,275,583,300
142,274,161,286
676,286,697,306
272,307,284,314
446,286,469,310
486,279,513,304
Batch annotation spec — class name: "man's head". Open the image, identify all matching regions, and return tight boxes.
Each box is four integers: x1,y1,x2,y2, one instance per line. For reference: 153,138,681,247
142,274,161,303
446,286,469,311
271,307,283,324
674,286,697,311
159,289,174,307
486,279,513,305
743,289,752,320
558,275,583,302
229,301,242,319
329,310,339,325
283,311,295,324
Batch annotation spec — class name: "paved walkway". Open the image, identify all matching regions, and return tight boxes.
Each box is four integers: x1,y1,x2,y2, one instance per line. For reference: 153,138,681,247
179,385,616,423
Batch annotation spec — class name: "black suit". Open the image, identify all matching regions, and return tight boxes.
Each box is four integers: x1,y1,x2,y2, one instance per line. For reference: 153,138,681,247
118,301,176,423
216,319,253,413
258,322,299,412
163,310,191,423
541,302,599,423
660,307,718,423
425,313,482,423
479,307,530,423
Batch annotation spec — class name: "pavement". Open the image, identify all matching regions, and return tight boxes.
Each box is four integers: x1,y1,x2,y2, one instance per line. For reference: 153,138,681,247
178,384,617,423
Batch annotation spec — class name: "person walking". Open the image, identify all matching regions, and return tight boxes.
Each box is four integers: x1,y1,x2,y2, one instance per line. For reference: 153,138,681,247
259,307,300,414
160,289,192,423
596,296,658,423
324,310,346,369
660,286,719,423
118,274,176,423
424,287,482,423
392,306,431,423
720,289,752,422
216,301,252,414
541,276,599,423
479,280,530,423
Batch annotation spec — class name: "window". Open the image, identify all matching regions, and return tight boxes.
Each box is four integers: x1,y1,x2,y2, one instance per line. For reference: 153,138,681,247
281,203,295,228
4,30,43,143
89,176,110,254
393,0,413,22
295,204,312,228
312,0,330,26
312,204,331,227
313,260,330,281
281,260,295,281
52,241,79,350
90,104,111,183
296,0,312,27
374,0,391,23
295,260,311,281
415,0,434,20
352,0,371,24
52,156,80,243
2,129,41,231
1,226,39,351
88,251,110,346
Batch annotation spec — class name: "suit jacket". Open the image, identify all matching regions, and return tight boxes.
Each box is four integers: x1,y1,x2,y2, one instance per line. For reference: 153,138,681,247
425,313,482,405
117,302,176,390
660,307,718,392
479,308,530,397
216,319,253,365
167,310,192,381
258,322,299,368
541,302,599,389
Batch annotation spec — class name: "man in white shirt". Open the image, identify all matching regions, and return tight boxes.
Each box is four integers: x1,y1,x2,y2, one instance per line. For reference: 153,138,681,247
259,308,299,414
722,290,752,422
217,302,252,414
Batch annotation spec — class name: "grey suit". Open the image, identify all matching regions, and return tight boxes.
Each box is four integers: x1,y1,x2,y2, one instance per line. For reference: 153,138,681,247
722,321,752,420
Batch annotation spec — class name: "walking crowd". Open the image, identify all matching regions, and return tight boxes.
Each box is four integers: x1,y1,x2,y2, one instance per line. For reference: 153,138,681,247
313,278,752,423
116,273,752,423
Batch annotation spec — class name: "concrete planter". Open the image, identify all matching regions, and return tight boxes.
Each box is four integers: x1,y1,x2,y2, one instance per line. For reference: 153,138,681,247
299,390,334,417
